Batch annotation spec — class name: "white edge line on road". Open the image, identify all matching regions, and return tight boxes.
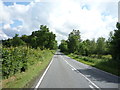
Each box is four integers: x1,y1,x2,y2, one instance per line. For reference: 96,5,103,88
35,56,54,89
62,56,100,90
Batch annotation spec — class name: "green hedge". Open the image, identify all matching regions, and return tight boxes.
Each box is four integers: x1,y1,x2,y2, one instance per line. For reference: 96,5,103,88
2,47,54,79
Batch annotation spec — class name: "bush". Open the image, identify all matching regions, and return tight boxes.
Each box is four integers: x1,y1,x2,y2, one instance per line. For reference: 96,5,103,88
2,46,54,79
2,47,28,78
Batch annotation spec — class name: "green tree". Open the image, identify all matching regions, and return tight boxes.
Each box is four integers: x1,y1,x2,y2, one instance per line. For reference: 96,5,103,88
30,36,38,48
106,31,114,54
110,22,120,62
78,39,90,56
59,40,68,52
21,35,30,47
30,25,57,49
78,39,96,56
90,39,97,55
78,42,84,55
2,39,12,47
96,37,106,57
11,34,25,47
2,25,57,49
68,30,81,53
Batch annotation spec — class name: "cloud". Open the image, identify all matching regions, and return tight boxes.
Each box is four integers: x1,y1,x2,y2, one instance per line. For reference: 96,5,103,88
48,0,118,42
3,24,11,29
0,30,9,40
118,1,120,22
0,0,119,44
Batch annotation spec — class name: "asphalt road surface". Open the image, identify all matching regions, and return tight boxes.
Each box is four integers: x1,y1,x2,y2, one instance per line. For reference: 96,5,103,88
35,51,120,89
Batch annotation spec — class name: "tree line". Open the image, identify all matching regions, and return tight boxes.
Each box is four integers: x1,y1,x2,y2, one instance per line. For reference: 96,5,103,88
59,22,120,62
2,25,57,79
2,25,57,50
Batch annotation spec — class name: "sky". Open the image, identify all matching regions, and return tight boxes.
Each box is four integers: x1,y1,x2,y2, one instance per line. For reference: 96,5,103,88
0,0,119,44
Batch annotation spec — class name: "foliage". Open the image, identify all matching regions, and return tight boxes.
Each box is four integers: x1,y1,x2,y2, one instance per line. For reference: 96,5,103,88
12,34,26,47
2,25,57,50
30,25,57,49
58,22,119,76
2,46,54,79
110,22,120,63
59,40,68,52
59,30,109,57
68,29,81,53
68,53,119,76
2,48,55,88
96,37,107,57
78,39,96,56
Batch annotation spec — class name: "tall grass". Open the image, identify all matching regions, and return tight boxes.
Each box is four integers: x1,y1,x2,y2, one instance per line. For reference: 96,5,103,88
68,53,119,76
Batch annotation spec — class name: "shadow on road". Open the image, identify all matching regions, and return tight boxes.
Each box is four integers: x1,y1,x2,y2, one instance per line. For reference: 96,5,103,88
76,68,120,84
55,53,65,55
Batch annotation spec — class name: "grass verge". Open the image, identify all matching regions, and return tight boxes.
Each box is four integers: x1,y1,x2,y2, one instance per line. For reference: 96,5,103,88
67,53,119,76
2,50,55,88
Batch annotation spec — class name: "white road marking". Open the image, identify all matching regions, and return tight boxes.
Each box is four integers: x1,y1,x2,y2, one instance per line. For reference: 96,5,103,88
62,56,101,90
89,85,96,90
65,60,76,70
72,68,76,71
89,85,94,88
34,56,54,89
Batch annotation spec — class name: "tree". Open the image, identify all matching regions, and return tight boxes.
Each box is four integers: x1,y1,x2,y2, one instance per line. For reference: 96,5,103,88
78,39,90,56
106,31,114,54
59,40,68,52
30,25,57,49
2,39,12,47
68,30,81,53
30,36,38,48
21,35,30,47
96,37,106,57
110,22,120,62
78,39,97,56
90,39,96,55
51,40,58,50
2,25,57,50
11,34,25,47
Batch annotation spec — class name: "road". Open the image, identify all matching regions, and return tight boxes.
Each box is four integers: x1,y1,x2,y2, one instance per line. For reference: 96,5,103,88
35,51,120,89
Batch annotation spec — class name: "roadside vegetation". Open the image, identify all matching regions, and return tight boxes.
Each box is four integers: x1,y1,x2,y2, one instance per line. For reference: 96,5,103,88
1,25,57,88
68,54,118,76
59,22,120,76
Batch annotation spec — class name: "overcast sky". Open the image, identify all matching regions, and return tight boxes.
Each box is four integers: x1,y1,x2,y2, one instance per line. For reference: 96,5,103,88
0,0,119,44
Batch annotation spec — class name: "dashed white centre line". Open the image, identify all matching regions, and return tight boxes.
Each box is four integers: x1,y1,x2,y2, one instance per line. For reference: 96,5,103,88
89,85,97,90
89,85,94,88
65,60,76,70
62,56,101,90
